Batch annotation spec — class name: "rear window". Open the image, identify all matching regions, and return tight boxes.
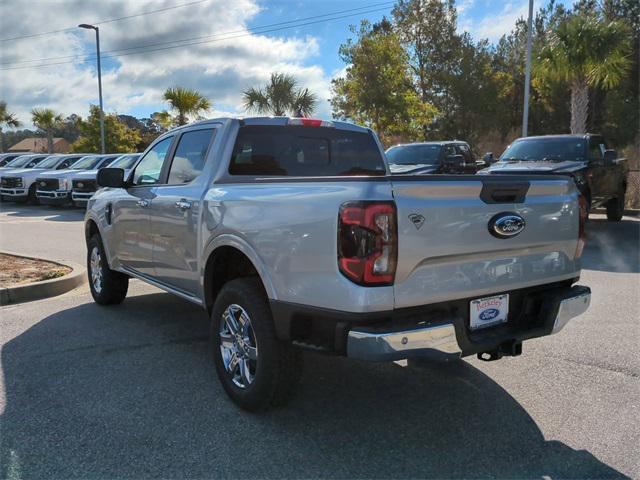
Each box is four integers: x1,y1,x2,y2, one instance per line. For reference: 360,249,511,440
229,126,385,176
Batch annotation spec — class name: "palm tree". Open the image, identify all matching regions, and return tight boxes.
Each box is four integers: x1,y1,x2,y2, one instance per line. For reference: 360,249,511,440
243,72,318,117
163,87,211,126
537,14,632,134
31,108,63,153
151,110,173,131
0,101,21,153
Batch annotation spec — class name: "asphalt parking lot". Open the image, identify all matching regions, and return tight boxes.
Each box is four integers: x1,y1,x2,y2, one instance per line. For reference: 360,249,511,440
0,203,638,479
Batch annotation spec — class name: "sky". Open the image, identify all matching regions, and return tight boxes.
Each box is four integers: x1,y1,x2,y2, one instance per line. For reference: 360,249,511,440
0,0,572,129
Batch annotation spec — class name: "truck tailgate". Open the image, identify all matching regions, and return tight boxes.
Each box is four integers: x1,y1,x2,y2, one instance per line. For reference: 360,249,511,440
391,175,580,309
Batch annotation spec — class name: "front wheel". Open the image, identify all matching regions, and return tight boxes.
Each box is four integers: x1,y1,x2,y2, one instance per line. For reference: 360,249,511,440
606,189,625,222
211,278,302,411
87,234,129,305
27,183,39,205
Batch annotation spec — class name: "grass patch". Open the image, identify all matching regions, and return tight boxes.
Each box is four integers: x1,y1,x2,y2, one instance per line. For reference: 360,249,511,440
0,253,72,288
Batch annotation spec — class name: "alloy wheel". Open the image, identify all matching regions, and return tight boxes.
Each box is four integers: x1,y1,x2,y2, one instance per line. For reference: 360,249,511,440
90,246,103,293
219,303,258,388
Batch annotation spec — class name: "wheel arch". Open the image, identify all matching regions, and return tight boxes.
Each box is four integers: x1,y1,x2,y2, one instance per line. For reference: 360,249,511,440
201,235,277,313
85,218,100,244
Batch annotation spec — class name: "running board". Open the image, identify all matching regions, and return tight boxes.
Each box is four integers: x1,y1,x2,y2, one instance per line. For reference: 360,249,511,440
120,266,203,307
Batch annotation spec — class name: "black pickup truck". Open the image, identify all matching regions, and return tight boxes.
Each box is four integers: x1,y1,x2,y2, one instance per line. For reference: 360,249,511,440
385,141,485,175
480,134,628,221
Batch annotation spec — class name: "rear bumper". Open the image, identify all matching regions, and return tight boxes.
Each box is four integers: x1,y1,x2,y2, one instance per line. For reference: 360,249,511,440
551,288,590,334
36,190,72,205
347,323,461,361
271,281,590,362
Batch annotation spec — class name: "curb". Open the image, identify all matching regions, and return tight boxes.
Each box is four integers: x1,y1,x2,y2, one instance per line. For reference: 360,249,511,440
0,252,86,306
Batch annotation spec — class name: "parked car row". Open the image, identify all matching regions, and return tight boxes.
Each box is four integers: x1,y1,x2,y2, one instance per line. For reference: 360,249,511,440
0,152,141,207
386,133,628,221
1,132,627,222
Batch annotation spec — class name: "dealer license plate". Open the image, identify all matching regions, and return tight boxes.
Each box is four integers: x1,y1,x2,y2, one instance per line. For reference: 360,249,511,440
470,294,509,330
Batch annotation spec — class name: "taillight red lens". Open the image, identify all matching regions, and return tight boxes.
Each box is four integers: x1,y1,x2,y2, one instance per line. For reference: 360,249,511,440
575,194,587,258
338,201,397,286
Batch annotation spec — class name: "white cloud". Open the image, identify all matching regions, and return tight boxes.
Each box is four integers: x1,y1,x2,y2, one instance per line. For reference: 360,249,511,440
459,1,529,42
0,0,332,127
457,0,475,13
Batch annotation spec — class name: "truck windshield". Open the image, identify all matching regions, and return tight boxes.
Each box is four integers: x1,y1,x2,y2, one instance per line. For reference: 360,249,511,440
6,155,39,168
0,155,19,167
385,145,441,165
36,156,64,169
69,155,102,170
95,156,121,169
229,126,386,176
500,138,587,162
110,154,140,169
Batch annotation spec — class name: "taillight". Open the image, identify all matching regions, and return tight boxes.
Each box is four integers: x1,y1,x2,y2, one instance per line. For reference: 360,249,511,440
575,194,587,258
338,201,397,286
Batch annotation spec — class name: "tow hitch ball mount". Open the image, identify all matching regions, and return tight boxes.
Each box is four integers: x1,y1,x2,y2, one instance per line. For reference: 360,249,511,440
477,341,522,362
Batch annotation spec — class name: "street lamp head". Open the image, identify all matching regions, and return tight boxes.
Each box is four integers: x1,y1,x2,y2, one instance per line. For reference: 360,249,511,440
78,24,97,30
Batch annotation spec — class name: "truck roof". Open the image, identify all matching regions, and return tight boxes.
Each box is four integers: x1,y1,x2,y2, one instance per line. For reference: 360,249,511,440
388,141,469,148
169,116,371,134
515,134,600,141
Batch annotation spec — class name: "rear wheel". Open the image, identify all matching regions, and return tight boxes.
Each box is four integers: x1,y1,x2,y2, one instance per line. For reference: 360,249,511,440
606,188,625,222
211,278,302,411
87,234,129,305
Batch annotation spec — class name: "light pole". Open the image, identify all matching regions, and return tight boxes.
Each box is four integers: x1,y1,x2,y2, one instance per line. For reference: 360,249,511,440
522,0,534,137
79,23,105,154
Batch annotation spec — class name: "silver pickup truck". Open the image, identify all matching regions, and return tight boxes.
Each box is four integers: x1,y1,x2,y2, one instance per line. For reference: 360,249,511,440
85,117,591,411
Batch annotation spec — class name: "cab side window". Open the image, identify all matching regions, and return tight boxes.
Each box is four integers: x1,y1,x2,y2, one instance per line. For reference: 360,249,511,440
167,129,216,184
589,139,603,161
132,137,173,186
456,144,472,163
443,145,457,158
56,158,74,169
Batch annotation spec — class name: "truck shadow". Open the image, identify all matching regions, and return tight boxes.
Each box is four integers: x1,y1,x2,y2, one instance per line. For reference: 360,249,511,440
582,217,639,273
0,204,85,222
0,293,628,479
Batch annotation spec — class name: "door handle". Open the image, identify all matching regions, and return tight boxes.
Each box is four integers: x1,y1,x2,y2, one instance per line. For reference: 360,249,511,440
136,199,150,207
175,200,192,210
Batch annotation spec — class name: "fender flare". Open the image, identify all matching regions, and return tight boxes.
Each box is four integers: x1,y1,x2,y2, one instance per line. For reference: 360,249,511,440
200,233,278,301
84,211,117,270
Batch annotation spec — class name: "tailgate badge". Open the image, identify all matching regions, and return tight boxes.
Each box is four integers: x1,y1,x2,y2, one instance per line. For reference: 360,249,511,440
489,212,525,238
408,214,425,230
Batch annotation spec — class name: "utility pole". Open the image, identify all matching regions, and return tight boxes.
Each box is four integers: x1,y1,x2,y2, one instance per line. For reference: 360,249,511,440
79,23,106,154
522,0,534,137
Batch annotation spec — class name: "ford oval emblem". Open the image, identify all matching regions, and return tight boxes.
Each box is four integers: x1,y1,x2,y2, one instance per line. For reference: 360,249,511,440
488,212,525,239
479,308,500,321
77,182,84,188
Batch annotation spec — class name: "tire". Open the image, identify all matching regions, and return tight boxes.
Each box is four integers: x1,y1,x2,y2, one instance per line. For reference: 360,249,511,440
27,183,39,205
211,277,302,411
606,189,625,222
87,234,129,305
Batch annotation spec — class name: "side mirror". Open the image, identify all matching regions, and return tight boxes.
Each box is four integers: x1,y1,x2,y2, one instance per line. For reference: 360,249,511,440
603,149,617,166
97,168,125,188
482,152,494,164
